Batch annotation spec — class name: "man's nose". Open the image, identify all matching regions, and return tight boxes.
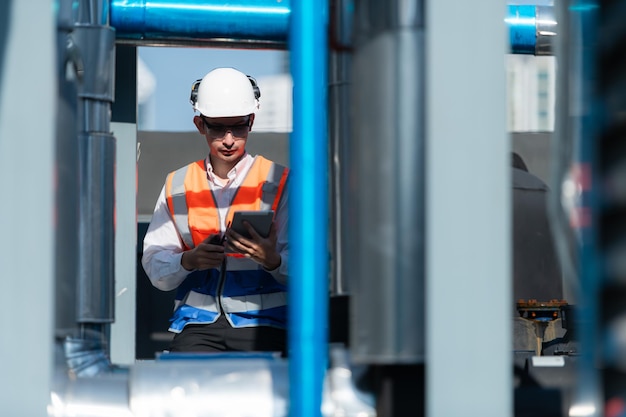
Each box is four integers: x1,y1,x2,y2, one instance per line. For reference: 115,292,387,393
222,131,235,146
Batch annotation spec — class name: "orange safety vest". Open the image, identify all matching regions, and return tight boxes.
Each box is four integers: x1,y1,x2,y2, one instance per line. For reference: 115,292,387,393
165,156,288,249
163,155,289,331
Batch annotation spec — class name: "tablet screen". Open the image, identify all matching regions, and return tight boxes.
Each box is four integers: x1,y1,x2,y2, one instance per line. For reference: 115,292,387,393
230,210,274,238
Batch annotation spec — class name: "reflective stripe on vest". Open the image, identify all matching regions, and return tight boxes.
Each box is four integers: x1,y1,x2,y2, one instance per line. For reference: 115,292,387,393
171,289,287,318
166,165,195,249
165,156,288,249
169,269,288,332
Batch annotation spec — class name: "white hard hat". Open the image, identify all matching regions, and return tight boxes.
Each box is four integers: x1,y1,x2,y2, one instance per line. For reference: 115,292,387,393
192,67,260,118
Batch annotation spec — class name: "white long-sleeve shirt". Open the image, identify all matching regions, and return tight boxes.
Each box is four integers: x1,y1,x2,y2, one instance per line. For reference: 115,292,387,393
141,153,289,291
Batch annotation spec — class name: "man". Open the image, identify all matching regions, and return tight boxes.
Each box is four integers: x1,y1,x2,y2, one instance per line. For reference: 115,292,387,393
142,67,289,354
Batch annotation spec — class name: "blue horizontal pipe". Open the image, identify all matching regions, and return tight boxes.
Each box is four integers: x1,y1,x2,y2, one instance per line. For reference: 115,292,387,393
110,0,290,45
507,5,538,54
110,1,551,53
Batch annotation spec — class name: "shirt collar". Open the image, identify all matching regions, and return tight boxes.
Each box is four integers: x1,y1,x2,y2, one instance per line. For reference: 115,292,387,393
205,152,252,184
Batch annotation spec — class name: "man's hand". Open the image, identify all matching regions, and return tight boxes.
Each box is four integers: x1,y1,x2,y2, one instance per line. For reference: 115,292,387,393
225,222,281,270
181,234,225,271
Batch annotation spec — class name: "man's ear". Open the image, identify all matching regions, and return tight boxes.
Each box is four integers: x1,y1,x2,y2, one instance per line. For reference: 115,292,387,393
248,114,255,131
193,115,206,134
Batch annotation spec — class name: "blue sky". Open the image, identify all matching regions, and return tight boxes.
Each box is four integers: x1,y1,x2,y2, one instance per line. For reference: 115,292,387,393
138,47,287,131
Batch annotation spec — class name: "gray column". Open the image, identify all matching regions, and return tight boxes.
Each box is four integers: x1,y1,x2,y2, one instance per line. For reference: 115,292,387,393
0,1,55,416
426,1,511,416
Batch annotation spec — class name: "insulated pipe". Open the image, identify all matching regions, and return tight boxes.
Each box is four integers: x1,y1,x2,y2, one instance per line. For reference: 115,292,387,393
110,0,290,48
129,356,288,416
109,1,555,54
349,0,425,364
289,1,329,417
49,350,375,417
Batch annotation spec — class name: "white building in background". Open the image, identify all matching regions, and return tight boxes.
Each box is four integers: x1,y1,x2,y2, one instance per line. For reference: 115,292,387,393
253,74,293,133
138,54,552,134
506,55,556,132
251,57,555,134
137,56,156,131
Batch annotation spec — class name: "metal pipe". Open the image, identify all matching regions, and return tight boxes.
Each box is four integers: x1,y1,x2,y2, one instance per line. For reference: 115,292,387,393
536,5,557,55
289,0,329,416
77,131,116,324
110,0,290,48
50,365,132,417
73,18,117,326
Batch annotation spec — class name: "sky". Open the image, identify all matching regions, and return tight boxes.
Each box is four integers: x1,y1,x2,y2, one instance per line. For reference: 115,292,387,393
138,47,288,132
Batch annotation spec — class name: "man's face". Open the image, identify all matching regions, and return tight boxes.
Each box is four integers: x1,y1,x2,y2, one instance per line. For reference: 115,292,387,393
197,115,252,164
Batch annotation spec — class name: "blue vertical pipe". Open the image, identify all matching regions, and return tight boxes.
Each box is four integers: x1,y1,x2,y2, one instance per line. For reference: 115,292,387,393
289,0,328,416
572,0,602,413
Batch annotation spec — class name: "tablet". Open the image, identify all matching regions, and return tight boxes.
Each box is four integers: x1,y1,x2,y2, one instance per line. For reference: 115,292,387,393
230,210,274,239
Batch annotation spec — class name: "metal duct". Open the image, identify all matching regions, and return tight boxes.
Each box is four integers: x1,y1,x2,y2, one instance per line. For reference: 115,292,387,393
110,0,290,48
349,0,425,363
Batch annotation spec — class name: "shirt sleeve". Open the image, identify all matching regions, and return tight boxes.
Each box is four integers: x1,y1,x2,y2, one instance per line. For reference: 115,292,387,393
141,185,192,291
264,178,289,285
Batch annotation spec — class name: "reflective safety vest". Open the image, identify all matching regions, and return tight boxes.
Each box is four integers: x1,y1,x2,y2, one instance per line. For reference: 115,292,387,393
164,156,289,332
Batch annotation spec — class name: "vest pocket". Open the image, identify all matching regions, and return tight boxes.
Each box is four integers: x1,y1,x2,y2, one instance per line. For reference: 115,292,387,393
189,224,220,245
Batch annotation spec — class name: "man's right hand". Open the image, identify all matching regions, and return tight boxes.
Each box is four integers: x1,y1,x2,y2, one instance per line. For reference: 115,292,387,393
181,234,225,271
